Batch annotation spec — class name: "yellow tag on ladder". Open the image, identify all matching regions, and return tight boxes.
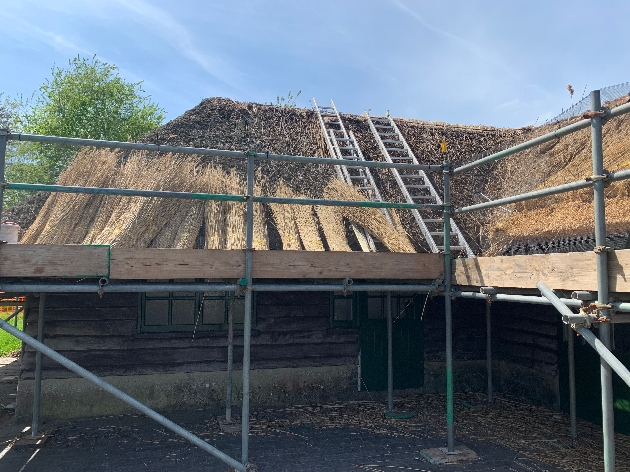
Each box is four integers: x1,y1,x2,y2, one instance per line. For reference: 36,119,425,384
440,139,447,153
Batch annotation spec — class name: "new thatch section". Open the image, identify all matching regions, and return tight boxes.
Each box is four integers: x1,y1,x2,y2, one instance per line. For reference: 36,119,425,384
483,97,630,255
20,148,413,253
11,97,525,253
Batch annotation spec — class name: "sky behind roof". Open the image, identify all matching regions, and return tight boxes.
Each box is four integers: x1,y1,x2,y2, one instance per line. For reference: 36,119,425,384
1,0,629,129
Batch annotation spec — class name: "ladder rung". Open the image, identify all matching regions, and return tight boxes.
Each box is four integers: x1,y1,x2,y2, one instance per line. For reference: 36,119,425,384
374,125,393,128
405,185,429,189
437,245,464,249
338,146,357,150
328,121,341,125
340,156,359,160
378,132,397,136
430,232,458,236
399,174,423,179
319,106,333,109
423,219,444,223
411,195,436,200
371,117,389,121
385,148,407,152
381,140,402,144
334,137,351,141
358,186,374,190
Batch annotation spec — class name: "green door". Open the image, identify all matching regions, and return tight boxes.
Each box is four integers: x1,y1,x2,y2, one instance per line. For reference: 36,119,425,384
359,293,424,391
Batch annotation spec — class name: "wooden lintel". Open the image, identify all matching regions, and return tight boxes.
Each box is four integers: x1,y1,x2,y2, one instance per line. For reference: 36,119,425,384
0,244,109,278
452,249,630,293
109,248,245,279
109,248,442,280
3,245,630,293
252,251,442,280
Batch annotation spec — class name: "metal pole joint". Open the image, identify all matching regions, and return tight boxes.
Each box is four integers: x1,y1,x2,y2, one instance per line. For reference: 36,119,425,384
594,245,614,254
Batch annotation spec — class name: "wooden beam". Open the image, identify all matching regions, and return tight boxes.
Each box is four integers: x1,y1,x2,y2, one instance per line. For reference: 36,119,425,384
109,249,442,280
0,244,109,278
251,251,443,280
453,249,630,292
109,248,245,279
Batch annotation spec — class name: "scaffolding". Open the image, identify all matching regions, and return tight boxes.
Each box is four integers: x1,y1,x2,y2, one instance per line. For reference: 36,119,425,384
0,89,629,471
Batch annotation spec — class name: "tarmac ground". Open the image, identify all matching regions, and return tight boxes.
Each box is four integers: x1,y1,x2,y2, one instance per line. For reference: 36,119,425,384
1,357,629,472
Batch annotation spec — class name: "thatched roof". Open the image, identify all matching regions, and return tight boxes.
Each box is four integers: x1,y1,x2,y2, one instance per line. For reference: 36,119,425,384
484,96,630,255
12,98,528,252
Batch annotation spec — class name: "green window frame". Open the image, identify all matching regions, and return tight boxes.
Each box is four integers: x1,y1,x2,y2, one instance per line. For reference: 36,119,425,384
139,290,251,333
330,291,358,328
330,292,421,328
364,292,420,321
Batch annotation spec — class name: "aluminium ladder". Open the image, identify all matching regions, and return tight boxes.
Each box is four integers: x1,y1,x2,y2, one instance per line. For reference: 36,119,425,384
365,112,475,257
314,99,393,251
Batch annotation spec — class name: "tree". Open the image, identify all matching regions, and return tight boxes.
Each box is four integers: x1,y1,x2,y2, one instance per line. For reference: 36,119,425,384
7,56,165,205
0,93,17,130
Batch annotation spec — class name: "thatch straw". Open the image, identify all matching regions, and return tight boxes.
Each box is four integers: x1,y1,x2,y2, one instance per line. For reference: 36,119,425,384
253,180,269,251
204,167,229,250
324,180,415,253
485,105,630,253
315,205,351,251
21,151,101,244
172,201,205,249
89,154,194,247
35,149,118,245
150,204,190,248
292,193,324,251
83,155,147,244
269,181,302,250
224,169,246,250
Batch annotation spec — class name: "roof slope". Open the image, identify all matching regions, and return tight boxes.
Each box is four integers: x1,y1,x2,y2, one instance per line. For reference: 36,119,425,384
15,98,524,252
485,97,630,254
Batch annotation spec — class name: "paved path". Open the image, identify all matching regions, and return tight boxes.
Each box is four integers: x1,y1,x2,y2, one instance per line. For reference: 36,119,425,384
0,357,19,429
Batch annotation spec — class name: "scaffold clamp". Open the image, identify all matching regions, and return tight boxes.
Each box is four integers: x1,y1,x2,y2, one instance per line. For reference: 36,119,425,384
593,245,614,254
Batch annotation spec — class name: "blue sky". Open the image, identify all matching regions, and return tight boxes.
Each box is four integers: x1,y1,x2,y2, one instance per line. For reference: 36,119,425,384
1,0,628,129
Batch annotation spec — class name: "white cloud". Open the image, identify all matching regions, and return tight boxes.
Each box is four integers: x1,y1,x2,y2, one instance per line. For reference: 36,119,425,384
113,0,245,91
0,10,93,56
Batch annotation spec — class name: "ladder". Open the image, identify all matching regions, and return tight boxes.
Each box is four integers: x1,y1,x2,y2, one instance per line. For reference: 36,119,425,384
314,99,393,251
365,112,475,257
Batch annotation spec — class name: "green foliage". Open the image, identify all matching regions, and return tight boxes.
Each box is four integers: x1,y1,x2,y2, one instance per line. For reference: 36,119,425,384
268,90,302,108
0,93,17,130
6,55,165,205
0,315,22,357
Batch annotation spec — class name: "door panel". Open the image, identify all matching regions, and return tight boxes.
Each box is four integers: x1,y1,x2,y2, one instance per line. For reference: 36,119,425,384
359,293,424,391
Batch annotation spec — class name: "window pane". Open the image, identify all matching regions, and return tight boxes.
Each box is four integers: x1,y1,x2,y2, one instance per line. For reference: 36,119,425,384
231,298,245,324
390,297,398,319
145,300,169,325
172,299,196,325
203,299,226,325
334,297,353,321
367,296,383,319
400,297,414,319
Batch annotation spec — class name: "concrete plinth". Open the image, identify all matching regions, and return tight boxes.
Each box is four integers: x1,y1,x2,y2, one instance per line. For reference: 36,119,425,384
420,445,478,464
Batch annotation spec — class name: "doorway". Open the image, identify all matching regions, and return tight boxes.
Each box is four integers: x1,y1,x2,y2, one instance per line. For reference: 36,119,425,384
358,292,424,391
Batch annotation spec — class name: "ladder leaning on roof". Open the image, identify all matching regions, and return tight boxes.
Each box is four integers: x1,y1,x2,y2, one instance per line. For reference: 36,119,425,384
365,111,475,257
313,98,393,251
